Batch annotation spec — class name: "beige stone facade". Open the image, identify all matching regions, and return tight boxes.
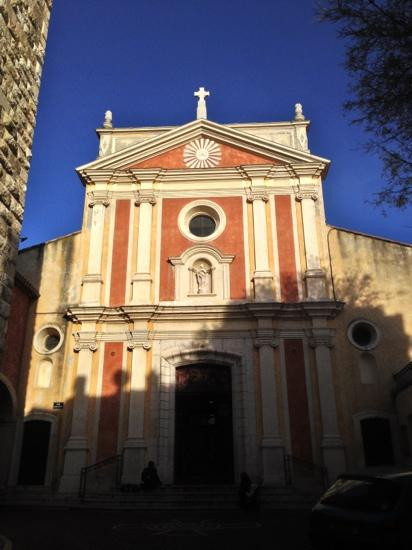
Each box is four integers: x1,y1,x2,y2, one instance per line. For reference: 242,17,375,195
0,0,52,353
2,104,411,493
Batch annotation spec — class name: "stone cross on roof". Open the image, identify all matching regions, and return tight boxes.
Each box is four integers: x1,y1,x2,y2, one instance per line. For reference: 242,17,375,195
194,87,210,119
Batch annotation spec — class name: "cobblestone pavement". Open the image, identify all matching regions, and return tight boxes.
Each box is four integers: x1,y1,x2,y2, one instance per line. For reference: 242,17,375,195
0,509,312,549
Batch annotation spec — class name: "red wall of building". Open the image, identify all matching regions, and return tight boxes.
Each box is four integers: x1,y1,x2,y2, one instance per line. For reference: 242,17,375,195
160,197,246,300
275,195,299,302
284,339,313,462
109,200,131,306
127,140,275,170
97,342,123,460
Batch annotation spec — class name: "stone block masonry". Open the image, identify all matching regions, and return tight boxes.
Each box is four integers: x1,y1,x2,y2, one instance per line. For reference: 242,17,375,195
0,0,52,354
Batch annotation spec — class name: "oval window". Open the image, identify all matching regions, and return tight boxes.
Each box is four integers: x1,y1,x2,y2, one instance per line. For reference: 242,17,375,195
347,320,379,351
34,326,64,355
189,215,216,237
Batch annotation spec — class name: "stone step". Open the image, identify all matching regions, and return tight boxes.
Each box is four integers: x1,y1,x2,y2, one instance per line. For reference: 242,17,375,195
0,485,320,511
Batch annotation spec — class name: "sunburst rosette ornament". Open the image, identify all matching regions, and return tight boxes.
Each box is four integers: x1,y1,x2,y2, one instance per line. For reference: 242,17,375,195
183,138,221,168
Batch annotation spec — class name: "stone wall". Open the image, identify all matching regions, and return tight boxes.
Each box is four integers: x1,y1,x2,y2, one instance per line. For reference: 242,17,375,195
0,0,52,354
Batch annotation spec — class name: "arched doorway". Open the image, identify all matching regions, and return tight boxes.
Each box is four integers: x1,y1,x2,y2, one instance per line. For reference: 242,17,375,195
18,420,51,485
0,381,16,487
175,363,234,484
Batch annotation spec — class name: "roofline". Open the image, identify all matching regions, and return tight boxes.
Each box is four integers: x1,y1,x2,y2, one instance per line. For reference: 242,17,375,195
15,271,39,299
327,225,412,248
79,118,327,174
95,119,311,136
19,229,81,252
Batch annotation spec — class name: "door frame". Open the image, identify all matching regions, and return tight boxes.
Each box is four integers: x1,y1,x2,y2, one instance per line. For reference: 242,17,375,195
157,346,254,484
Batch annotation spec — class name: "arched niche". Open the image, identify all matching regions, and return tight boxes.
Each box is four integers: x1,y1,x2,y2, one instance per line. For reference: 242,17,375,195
169,245,234,301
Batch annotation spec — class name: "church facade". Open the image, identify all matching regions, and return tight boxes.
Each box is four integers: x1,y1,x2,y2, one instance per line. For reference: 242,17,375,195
1,93,411,493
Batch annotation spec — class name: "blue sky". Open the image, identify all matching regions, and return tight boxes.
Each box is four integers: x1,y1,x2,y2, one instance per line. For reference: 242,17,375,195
22,0,411,248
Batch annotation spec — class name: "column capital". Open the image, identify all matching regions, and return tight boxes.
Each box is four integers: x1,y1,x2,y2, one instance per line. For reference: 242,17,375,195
308,329,334,349
295,190,318,202
134,191,157,206
87,191,111,208
254,330,279,348
73,332,98,352
126,337,152,351
246,188,269,203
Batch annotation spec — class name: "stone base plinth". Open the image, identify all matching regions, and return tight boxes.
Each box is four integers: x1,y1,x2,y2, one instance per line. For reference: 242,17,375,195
59,438,89,494
261,437,284,485
121,438,146,485
131,273,152,303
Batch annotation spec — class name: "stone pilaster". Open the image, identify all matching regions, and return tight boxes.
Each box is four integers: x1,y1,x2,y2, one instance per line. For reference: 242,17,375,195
131,191,156,303
81,192,110,305
121,338,151,484
309,328,346,481
60,331,98,493
247,190,273,300
295,190,326,300
255,328,284,484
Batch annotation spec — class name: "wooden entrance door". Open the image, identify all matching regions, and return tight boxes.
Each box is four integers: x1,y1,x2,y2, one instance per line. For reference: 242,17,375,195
175,364,234,484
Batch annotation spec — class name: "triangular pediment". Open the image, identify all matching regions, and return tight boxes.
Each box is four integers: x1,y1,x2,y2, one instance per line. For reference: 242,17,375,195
77,119,329,174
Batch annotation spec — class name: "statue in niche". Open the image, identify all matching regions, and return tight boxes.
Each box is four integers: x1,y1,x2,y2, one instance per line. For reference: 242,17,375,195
191,260,213,294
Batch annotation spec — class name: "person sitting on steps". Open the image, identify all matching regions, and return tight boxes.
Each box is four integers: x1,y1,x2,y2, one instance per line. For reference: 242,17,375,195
238,471,260,511
141,460,162,491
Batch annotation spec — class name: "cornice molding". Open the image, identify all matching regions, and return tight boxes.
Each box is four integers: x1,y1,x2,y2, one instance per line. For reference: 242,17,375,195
169,244,234,266
76,118,330,180
65,300,344,324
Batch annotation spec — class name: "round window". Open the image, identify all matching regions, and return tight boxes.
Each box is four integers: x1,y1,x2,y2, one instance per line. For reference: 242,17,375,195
347,320,379,351
34,326,64,355
189,215,216,237
178,200,226,242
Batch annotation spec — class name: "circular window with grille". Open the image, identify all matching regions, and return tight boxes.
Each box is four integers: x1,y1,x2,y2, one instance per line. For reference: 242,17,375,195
34,325,64,355
178,200,226,242
347,320,379,351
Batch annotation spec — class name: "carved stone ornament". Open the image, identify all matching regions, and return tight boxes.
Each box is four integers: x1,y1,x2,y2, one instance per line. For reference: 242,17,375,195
246,189,269,203
308,332,334,349
73,332,98,352
103,110,113,129
127,340,152,351
254,330,279,349
88,191,111,208
295,191,318,202
134,191,157,206
294,102,305,121
183,138,221,168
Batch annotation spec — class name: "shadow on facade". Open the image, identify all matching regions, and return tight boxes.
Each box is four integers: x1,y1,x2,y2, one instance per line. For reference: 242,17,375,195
2,264,411,495
331,270,411,471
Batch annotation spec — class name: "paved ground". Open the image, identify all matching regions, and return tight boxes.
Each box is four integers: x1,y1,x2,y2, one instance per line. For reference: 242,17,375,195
0,509,313,549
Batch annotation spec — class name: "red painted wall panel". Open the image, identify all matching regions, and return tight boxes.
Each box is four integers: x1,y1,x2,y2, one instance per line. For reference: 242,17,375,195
1,285,32,391
275,196,299,302
109,200,130,306
159,197,246,300
284,339,313,462
127,141,275,169
97,342,123,460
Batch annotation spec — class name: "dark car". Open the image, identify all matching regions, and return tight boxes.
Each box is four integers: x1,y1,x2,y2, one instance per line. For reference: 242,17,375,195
309,472,412,549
